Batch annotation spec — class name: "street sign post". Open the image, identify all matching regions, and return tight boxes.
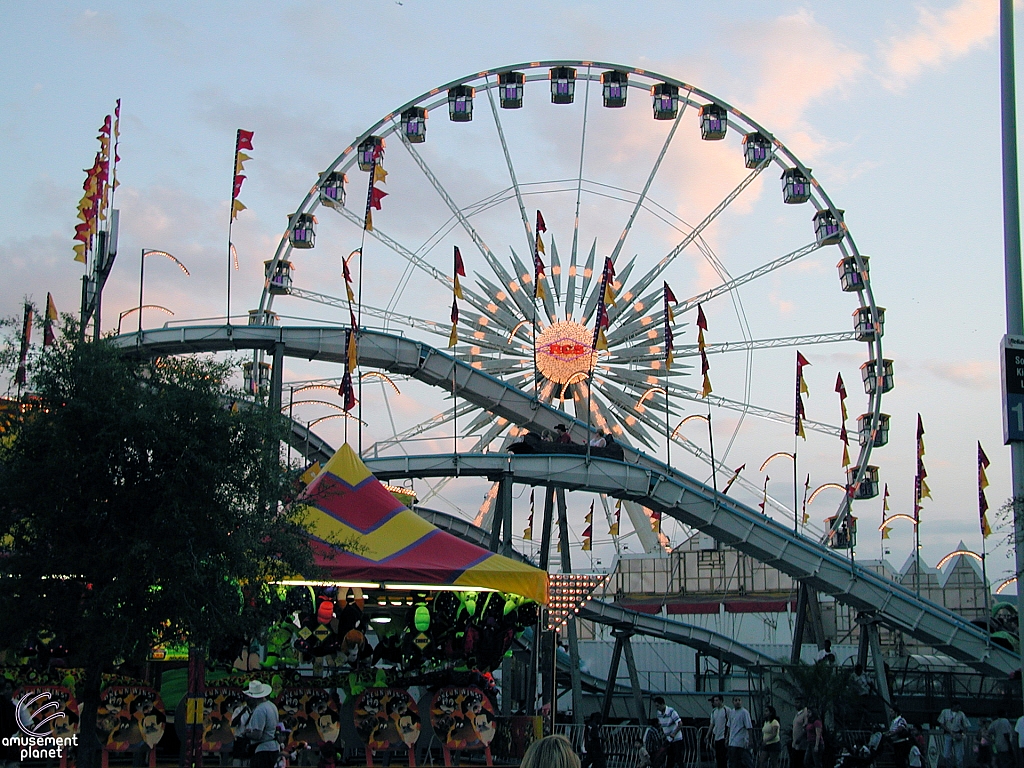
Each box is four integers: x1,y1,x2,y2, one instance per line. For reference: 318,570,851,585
1002,334,1024,443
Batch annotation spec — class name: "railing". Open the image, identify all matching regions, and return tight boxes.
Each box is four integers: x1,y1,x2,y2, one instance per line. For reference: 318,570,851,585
556,725,707,768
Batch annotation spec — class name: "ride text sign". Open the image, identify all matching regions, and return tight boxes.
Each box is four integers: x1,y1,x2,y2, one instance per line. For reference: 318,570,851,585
1002,334,1024,443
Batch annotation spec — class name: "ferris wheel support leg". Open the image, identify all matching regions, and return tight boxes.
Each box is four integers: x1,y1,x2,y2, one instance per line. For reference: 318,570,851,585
789,583,825,664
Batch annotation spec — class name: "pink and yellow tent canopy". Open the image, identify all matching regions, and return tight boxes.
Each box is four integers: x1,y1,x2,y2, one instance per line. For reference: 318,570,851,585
297,443,548,605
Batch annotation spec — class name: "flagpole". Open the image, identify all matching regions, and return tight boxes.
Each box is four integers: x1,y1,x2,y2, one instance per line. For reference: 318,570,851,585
793,432,799,532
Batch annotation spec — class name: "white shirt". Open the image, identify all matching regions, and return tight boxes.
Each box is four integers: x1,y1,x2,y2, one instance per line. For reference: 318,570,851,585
938,708,969,737
710,706,727,741
658,706,683,743
726,707,752,749
1015,715,1024,747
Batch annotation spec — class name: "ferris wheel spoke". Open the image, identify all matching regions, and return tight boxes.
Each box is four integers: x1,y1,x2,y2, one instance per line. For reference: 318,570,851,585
367,401,477,456
611,162,769,325
288,287,453,336
395,132,526,301
571,66,593,274
572,240,598,319
483,75,536,260
667,385,841,438
674,241,825,316
608,94,690,267
333,205,451,289
673,332,859,357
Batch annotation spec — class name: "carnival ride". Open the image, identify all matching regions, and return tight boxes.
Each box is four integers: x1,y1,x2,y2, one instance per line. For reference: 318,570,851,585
109,62,1009,694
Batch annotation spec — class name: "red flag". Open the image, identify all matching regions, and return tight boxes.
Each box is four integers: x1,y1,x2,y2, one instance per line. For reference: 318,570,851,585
369,186,388,210
454,246,466,276
339,370,356,411
236,129,254,151
664,283,678,305
98,115,111,135
536,210,547,233
451,295,459,325
232,174,245,200
796,351,811,372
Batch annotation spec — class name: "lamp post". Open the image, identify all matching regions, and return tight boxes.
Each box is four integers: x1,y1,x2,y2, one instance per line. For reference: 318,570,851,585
119,305,173,335
673,413,717,498
138,249,189,334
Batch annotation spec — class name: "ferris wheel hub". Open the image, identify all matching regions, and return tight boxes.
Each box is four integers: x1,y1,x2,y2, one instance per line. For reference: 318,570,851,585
535,320,597,385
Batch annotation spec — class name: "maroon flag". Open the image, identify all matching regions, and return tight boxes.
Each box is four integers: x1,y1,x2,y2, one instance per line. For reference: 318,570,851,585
454,246,466,277
979,442,991,537
795,351,810,439
16,302,32,386
339,370,356,411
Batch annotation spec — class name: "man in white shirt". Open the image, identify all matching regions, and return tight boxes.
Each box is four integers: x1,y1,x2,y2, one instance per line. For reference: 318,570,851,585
938,700,969,768
1014,713,1024,768
655,697,683,768
725,696,753,768
707,695,728,768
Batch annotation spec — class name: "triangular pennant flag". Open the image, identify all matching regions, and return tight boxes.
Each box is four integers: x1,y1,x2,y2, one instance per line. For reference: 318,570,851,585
43,293,57,347
347,332,358,374
364,209,373,231
373,164,388,184
454,246,466,276
233,174,246,200
235,152,251,173
236,129,254,151
585,502,593,524
448,295,459,348
536,210,547,234
231,199,246,220
369,186,388,210
722,464,744,494
339,370,356,411
73,244,87,263
701,372,712,398
758,476,769,514
609,499,621,537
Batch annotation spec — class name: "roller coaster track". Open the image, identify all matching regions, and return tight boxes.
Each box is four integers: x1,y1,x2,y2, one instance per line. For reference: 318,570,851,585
113,325,1018,677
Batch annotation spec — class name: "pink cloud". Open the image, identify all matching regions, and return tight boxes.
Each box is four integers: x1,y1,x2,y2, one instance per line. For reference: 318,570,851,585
881,0,998,89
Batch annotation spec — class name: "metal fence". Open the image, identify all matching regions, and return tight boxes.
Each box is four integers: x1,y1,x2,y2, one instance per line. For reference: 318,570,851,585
556,725,708,768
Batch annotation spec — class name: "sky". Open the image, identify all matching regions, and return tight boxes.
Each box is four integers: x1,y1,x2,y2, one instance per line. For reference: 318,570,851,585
1,0,1021,588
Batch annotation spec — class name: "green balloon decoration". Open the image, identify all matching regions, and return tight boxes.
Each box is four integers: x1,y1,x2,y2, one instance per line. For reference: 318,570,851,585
414,604,430,632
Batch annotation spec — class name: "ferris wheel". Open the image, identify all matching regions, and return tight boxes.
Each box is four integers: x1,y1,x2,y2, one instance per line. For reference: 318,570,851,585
254,61,888,545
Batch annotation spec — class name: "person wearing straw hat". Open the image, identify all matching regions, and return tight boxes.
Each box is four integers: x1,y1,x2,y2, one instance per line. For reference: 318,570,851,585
241,681,280,768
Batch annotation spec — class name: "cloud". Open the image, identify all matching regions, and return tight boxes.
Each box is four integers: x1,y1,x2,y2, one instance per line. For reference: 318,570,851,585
880,0,998,89
922,358,998,389
731,9,867,160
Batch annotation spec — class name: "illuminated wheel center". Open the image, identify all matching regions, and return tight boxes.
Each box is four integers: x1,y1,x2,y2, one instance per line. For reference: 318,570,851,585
535,321,597,385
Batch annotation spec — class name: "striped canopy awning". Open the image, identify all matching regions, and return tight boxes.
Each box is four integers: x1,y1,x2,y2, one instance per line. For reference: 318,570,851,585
298,443,548,604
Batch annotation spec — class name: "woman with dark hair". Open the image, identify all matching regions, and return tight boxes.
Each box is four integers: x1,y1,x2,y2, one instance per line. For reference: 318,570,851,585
759,706,781,768
803,709,823,768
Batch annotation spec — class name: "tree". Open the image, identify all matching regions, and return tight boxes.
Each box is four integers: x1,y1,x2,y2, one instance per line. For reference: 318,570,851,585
0,326,316,768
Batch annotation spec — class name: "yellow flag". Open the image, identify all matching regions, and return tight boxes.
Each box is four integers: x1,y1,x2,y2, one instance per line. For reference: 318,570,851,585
536,277,547,301
454,275,464,300
523,527,532,541
373,164,388,184
609,522,619,536
666,349,674,368
364,210,373,232
347,335,357,373
235,152,251,173
582,539,592,552
842,444,850,467
881,526,891,540
697,328,706,351
536,235,545,255
701,373,712,398
920,478,931,499
595,329,608,351
797,419,805,440
800,378,808,396
604,282,617,307
448,324,458,348
231,199,246,220
802,512,810,525
73,244,87,263
346,283,355,303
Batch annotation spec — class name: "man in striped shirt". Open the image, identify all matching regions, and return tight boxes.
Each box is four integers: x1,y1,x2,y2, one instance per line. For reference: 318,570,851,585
655,697,683,768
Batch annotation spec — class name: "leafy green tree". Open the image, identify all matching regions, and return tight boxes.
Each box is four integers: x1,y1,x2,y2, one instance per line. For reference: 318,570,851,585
778,662,861,752
0,326,316,768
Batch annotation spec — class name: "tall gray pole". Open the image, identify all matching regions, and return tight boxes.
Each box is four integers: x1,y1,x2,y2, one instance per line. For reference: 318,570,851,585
1000,0,1024,697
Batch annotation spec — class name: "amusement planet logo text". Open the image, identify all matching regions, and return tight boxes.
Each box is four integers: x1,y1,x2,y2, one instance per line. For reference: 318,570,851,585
3,691,78,761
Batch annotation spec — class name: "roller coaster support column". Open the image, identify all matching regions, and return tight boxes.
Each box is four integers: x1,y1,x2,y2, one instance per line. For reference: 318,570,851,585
621,633,647,724
556,488,585,725
488,474,513,554
789,583,825,664
269,342,285,413
536,488,556,726
602,633,626,720
857,613,893,719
